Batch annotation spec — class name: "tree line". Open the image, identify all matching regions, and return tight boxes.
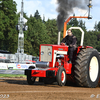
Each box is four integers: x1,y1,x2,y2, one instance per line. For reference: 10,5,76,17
0,0,100,56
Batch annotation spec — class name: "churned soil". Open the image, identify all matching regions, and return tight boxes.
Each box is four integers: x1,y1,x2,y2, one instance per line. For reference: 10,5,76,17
0,77,100,100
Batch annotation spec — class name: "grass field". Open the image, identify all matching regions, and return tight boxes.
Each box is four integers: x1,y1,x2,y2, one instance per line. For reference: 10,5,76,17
0,74,26,78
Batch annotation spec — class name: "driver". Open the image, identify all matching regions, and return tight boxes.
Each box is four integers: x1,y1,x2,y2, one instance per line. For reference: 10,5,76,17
61,29,77,63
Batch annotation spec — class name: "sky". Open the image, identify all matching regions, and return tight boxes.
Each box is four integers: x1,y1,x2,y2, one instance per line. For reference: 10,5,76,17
14,0,100,31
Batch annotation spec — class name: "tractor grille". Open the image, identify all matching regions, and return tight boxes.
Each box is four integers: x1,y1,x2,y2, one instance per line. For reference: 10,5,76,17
40,46,52,62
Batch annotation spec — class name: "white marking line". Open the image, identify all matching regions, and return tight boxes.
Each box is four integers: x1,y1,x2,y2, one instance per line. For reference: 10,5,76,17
0,90,90,94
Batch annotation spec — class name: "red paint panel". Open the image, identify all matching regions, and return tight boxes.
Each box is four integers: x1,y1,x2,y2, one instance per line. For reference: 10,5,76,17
40,44,68,52
31,70,46,77
64,62,72,74
31,68,59,77
39,45,41,61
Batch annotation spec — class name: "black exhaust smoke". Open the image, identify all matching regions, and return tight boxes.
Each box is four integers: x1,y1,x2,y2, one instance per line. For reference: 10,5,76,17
57,0,89,31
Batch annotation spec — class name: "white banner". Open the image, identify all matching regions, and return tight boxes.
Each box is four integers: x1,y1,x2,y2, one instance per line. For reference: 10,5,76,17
7,63,36,69
0,63,8,69
0,63,36,69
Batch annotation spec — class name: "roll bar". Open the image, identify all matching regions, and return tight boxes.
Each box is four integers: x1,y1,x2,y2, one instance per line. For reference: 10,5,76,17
68,27,84,46
63,16,88,38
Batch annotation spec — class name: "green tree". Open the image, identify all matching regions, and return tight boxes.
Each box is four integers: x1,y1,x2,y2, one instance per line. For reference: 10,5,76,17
94,21,98,31
68,18,78,26
78,20,86,30
45,19,58,44
0,10,5,49
25,15,49,56
34,10,41,20
0,0,18,53
97,21,100,31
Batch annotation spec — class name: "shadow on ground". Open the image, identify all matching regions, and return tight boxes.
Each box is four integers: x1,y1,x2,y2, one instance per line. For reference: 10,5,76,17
0,78,80,88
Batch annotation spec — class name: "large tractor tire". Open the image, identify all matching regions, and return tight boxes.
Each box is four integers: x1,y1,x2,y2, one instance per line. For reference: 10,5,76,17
74,48,100,88
57,67,66,86
27,75,36,85
27,66,36,85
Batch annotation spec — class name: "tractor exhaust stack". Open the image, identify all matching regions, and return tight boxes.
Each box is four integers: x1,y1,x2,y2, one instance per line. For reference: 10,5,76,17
57,31,61,45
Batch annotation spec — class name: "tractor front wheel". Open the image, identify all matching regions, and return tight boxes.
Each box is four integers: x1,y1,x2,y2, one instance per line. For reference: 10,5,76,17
57,67,66,86
27,75,36,85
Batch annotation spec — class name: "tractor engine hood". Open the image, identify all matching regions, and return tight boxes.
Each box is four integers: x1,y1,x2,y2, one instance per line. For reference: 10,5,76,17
39,44,68,68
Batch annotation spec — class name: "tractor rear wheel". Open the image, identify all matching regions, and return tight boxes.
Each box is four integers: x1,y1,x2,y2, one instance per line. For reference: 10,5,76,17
57,67,66,86
74,48,100,88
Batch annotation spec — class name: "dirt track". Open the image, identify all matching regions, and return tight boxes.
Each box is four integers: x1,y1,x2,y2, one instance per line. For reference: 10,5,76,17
0,78,100,100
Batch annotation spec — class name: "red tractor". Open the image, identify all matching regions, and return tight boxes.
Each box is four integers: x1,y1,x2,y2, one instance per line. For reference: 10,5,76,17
25,16,100,88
